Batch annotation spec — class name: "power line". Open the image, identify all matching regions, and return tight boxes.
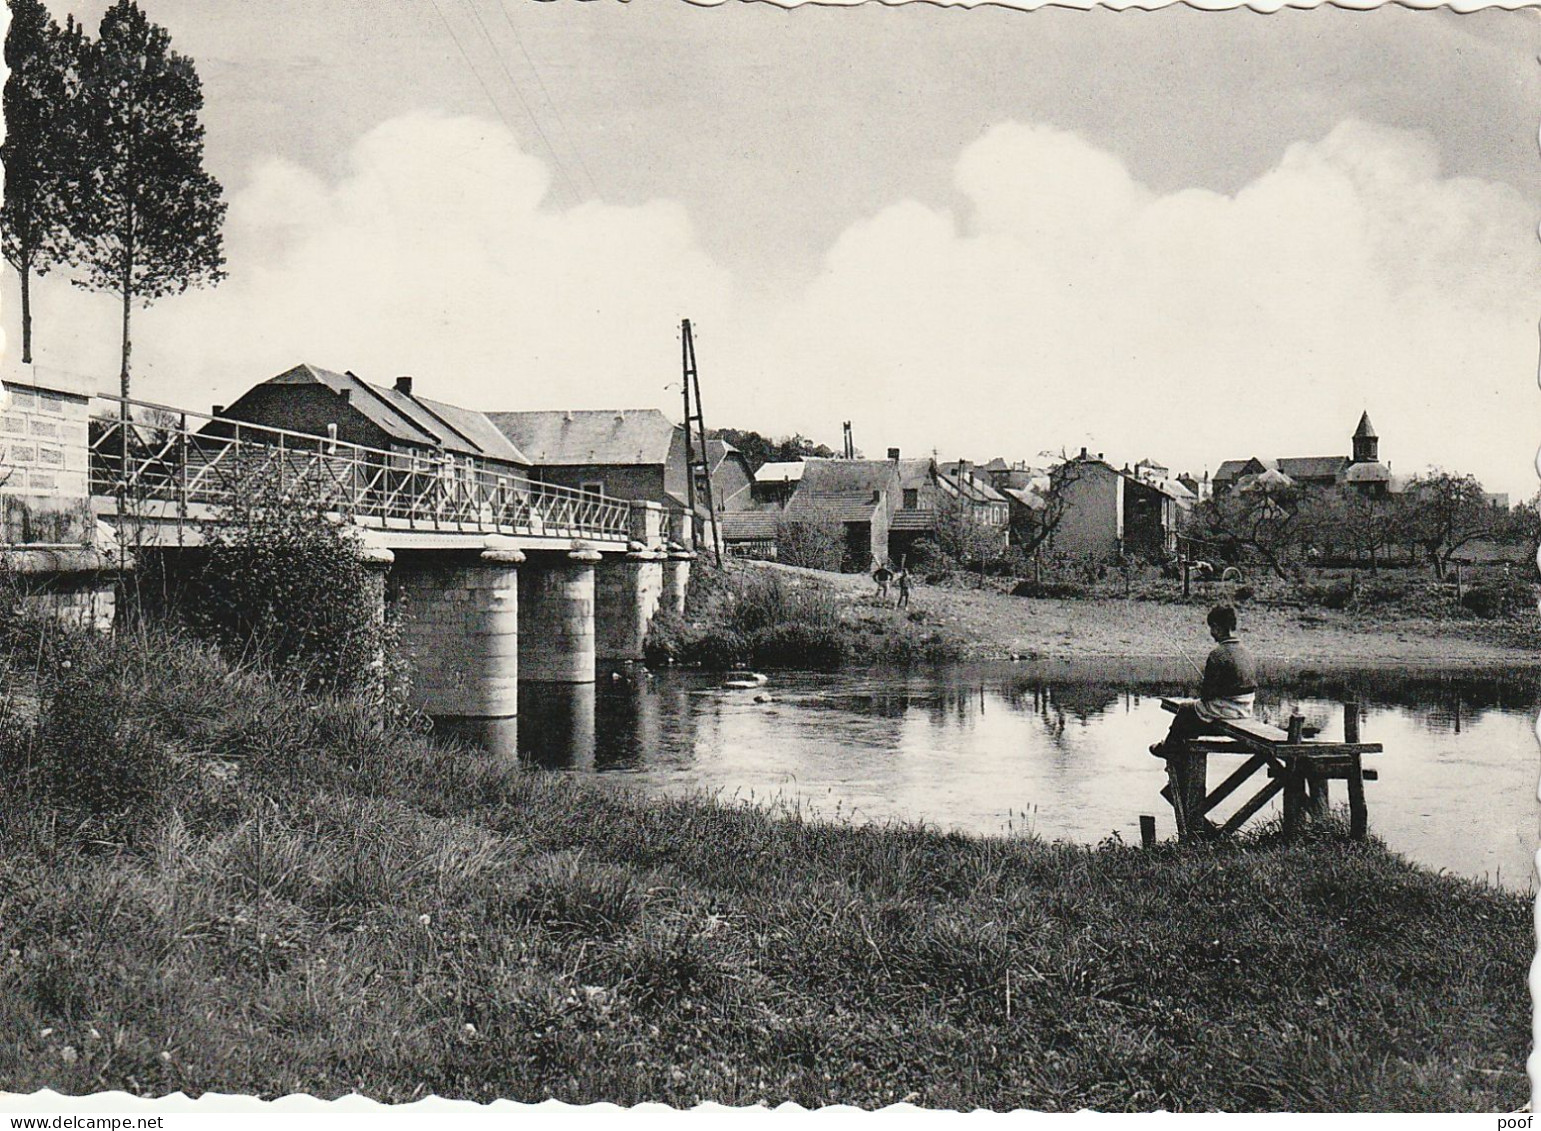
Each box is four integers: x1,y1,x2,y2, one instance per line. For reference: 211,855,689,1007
495,0,599,200
427,0,525,153
457,0,584,207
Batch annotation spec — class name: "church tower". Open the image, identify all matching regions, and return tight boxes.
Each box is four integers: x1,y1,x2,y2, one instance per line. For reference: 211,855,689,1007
1351,411,1378,465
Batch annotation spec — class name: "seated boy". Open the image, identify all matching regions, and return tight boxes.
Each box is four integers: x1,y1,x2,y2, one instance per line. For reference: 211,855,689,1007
1150,603,1257,759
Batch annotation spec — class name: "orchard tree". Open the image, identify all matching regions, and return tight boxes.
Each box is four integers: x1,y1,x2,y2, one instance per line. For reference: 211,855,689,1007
2,0,88,363
1193,476,1306,580
72,0,226,407
1406,471,1499,579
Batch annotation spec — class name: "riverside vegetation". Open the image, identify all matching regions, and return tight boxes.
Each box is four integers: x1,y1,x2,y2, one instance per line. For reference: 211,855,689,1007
0,614,1530,1110
644,560,967,670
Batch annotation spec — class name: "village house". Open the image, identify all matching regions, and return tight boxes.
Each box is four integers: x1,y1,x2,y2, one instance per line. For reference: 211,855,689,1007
749,460,805,507
213,363,532,474
1214,412,1401,498
487,408,687,508
781,457,902,570
935,460,1012,556
1042,449,1186,563
702,438,755,514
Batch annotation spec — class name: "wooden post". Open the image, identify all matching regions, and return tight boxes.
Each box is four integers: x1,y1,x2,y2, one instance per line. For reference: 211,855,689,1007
1282,762,1304,839
1305,770,1330,819
1169,747,1209,843
1182,558,1190,598
1286,713,1305,744
1140,814,1156,848
1343,699,1360,744
1346,753,1367,840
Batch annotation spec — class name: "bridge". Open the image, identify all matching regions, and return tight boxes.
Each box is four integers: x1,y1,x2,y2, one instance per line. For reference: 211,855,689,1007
3,369,694,741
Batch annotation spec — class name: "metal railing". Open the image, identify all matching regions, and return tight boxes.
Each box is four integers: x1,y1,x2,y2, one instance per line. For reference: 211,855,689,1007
88,395,632,542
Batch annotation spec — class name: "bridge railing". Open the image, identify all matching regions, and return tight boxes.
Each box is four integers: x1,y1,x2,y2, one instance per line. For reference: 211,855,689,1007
88,395,632,541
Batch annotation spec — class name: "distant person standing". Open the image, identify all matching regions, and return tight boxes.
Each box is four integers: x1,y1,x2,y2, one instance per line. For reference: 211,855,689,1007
896,567,911,609
873,562,893,599
1150,604,1257,759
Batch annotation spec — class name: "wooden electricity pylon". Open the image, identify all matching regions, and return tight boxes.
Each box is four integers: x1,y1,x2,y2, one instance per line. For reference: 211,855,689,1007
680,318,721,565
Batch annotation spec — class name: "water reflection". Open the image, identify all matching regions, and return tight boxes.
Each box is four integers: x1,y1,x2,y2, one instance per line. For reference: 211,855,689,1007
461,661,1541,891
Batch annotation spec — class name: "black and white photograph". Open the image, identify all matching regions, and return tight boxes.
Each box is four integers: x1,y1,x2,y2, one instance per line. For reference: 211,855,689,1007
0,0,1536,1115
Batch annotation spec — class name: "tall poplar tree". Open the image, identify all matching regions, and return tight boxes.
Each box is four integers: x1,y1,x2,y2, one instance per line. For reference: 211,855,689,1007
73,0,226,405
2,0,86,364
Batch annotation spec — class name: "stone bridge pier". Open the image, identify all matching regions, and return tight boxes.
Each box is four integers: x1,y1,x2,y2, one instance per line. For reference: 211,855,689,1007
391,502,688,736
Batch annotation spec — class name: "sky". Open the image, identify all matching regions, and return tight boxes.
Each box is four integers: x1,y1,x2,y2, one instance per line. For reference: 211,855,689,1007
11,0,1541,499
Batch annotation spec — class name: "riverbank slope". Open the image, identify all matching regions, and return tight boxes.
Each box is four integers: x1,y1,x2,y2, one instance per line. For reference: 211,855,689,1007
741,561,1539,669
0,624,1529,1111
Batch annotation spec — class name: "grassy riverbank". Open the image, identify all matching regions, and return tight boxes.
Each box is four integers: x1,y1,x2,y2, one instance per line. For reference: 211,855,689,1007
0,624,1529,1110
692,560,1540,669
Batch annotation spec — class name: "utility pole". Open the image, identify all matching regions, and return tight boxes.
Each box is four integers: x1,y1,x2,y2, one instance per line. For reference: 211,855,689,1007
680,318,721,566
842,421,854,459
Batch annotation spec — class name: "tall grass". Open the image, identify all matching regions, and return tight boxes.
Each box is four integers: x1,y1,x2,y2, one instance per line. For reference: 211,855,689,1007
0,617,1528,1110
647,563,965,669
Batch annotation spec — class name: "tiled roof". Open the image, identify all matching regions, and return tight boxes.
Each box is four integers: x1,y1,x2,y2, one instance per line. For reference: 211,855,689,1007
1214,458,1263,481
721,511,782,540
796,458,901,496
260,364,530,465
786,490,886,523
1002,487,1046,510
487,409,677,466
889,509,936,531
1276,456,1347,481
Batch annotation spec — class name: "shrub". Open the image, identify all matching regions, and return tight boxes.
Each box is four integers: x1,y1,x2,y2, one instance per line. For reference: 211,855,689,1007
642,608,698,667
1460,586,1501,619
905,539,953,574
181,484,390,693
728,572,841,636
685,628,751,669
750,622,848,669
1303,580,1354,610
775,512,845,572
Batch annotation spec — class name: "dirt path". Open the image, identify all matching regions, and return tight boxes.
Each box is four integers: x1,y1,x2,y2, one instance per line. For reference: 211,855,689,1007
749,561,1539,669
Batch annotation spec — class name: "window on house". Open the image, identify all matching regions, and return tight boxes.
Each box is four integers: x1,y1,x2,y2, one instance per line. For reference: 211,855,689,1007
582,480,604,496
903,488,918,510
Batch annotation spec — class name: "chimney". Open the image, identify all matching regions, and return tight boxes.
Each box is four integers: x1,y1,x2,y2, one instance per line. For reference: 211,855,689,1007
395,375,413,395
888,447,900,462
1079,447,1088,460
1097,452,1104,462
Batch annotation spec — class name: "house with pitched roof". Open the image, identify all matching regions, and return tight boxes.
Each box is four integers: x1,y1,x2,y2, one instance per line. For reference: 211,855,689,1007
486,408,691,514
213,364,532,472
782,457,903,571
1043,449,1186,562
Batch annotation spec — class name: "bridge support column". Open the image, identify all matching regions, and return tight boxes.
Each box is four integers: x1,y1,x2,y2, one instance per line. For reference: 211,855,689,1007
660,508,695,615
595,553,664,663
661,547,694,616
395,546,524,722
519,547,601,683
596,501,668,663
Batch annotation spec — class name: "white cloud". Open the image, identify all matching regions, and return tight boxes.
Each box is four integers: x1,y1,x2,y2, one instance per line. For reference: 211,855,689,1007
722,119,1540,497
12,112,1538,498
17,110,733,413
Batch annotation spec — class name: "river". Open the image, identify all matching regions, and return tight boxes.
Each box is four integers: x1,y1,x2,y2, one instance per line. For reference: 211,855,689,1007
481,660,1540,892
